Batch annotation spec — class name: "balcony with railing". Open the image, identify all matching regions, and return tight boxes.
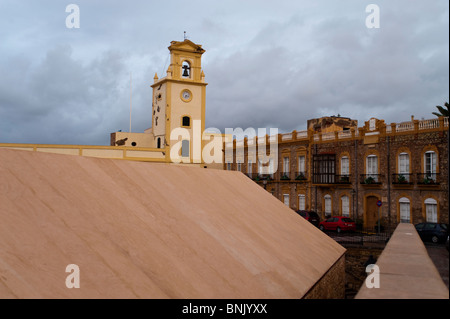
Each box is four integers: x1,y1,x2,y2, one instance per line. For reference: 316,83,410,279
279,171,292,181
360,174,384,186
417,173,440,185
294,172,308,182
392,173,414,186
335,174,352,184
312,173,336,184
246,173,274,182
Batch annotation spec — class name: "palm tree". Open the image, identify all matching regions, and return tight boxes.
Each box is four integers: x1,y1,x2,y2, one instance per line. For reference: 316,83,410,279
432,102,449,117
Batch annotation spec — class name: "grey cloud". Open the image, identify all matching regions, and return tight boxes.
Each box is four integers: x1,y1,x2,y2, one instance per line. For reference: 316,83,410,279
0,0,448,145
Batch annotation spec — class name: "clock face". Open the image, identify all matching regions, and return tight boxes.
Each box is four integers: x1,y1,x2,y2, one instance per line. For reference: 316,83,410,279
181,89,192,102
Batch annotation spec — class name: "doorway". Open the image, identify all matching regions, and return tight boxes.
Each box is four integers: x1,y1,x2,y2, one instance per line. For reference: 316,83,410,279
365,195,380,230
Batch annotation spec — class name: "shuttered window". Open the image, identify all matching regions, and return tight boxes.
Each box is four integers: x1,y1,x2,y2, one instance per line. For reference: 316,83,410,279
341,195,349,217
399,197,410,223
299,194,306,211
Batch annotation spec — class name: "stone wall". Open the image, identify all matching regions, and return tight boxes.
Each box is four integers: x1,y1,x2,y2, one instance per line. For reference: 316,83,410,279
303,255,346,299
344,247,383,298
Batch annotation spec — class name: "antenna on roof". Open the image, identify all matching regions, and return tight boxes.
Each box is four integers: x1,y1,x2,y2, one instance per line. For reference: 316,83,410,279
129,72,132,133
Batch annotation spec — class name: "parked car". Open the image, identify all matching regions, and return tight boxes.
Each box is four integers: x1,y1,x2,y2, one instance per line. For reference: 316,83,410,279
296,210,320,227
414,222,448,244
319,216,356,233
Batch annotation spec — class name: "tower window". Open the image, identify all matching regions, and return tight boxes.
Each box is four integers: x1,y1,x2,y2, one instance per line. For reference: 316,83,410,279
182,116,191,127
182,61,191,78
181,140,190,158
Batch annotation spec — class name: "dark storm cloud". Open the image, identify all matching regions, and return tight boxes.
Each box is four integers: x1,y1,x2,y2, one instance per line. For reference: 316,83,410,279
0,0,448,144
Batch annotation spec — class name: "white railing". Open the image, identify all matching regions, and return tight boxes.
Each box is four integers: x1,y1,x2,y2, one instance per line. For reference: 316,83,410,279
396,121,414,132
296,130,308,139
321,132,335,141
419,118,439,130
338,130,352,139
281,133,292,141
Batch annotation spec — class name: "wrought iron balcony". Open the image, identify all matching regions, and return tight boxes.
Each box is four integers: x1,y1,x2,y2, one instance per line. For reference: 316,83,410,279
417,173,439,185
335,174,352,184
279,171,291,181
294,172,308,182
392,173,414,185
249,173,274,181
360,174,383,185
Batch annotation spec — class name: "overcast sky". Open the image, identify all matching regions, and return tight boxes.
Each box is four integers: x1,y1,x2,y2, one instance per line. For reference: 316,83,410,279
0,0,448,145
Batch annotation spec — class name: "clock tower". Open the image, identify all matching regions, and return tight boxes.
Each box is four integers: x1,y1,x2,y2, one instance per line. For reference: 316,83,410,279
151,39,207,163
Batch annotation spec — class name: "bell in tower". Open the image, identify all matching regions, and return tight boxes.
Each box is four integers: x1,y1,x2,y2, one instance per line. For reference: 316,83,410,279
182,61,190,78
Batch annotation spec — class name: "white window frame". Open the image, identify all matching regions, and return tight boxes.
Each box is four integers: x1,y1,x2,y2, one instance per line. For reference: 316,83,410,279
283,157,290,174
341,156,349,176
298,194,306,211
398,152,410,182
283,194,290,206
425,198,438,222
424,151,437,174
298,155,305,174
324,194,332,216
366,155,378,182
399,197,410,223
341,195,350,217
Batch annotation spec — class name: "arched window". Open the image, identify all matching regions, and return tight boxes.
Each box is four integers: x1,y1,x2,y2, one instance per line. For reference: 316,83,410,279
424,198,438,222
298,194,306,211
424,151,437,181
399,197,410,223
341,156,349,176
366,155,378,182
283,194,290,206
157,137,161,149
324,194,332,217
182,116,191,127
398,152,410,182
341,195,350,217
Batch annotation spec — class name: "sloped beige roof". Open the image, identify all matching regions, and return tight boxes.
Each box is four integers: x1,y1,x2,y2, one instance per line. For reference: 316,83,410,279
0,148,345,298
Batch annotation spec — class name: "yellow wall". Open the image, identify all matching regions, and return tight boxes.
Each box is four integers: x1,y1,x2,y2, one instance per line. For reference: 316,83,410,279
112,132,155,148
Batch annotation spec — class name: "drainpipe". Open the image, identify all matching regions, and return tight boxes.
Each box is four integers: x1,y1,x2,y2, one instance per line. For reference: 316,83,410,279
354,139,359,224
387,135,391,234
314,143,318,214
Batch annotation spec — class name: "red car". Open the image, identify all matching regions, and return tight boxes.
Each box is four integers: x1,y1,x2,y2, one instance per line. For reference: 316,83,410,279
319,216,356,233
